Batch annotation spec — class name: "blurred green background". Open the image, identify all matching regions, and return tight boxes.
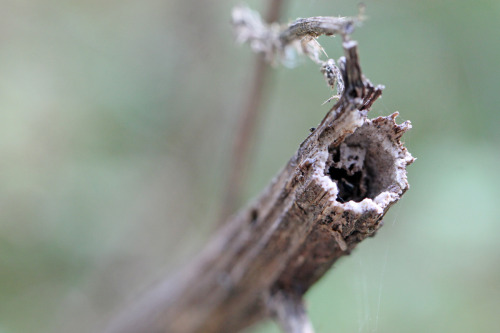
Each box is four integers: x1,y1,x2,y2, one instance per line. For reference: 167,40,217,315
1,0,499,332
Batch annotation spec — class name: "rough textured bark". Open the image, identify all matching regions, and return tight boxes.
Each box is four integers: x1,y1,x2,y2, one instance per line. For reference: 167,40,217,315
105,40,414,333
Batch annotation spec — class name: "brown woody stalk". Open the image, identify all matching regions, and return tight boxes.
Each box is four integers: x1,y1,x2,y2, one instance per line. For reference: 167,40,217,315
105,38,414,333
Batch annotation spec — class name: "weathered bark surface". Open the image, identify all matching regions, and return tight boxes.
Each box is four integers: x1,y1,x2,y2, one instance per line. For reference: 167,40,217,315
105,41,414,333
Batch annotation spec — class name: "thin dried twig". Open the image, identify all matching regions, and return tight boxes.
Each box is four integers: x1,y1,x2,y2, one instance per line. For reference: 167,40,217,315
219,0,287,223
232,5,364,104
232,6,361,63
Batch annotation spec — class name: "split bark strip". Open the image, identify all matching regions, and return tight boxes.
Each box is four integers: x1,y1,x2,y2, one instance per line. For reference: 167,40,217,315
105,39,414,333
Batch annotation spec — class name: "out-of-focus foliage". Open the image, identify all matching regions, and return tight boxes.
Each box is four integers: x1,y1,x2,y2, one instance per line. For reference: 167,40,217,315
0,0,499,332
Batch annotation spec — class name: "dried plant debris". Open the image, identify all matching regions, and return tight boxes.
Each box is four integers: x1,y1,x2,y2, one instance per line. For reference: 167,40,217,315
232,5,365,103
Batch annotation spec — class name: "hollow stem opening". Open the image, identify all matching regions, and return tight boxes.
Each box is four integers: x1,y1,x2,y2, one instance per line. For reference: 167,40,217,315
325,122,397,203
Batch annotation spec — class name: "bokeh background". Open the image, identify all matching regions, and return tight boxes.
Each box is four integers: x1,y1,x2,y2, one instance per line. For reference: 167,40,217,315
1,0,499,332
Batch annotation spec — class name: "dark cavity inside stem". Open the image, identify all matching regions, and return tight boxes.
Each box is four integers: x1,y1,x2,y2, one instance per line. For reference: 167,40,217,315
325,123,396,203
